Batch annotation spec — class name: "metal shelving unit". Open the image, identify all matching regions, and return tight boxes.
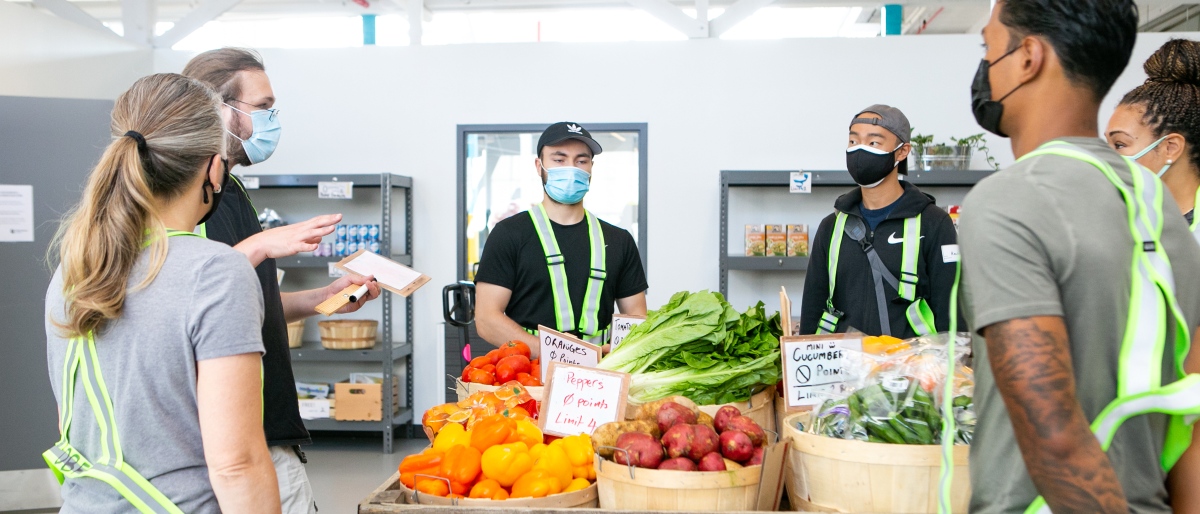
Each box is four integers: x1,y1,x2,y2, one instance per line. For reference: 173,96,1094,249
246,172,414,453
718,169,996,297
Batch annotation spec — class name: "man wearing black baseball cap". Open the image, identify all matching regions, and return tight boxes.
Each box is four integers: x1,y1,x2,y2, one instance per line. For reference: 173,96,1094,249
799,105,960,338
475,122,648,355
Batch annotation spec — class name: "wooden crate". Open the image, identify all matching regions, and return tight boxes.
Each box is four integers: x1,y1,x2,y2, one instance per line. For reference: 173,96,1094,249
335,381,399,421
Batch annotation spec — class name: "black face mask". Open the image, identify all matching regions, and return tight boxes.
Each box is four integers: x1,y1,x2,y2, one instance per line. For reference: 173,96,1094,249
846,145,900,187
971,46,1025,138
198,156,230,225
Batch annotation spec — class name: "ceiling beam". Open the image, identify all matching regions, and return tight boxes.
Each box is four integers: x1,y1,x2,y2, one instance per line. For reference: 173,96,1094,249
709,0,776,37
390,0,433,22
1141,4,1200,32
626,0,707,37
120,0,154,45
30,0,112,34
409,0,424,45
155,0,244,48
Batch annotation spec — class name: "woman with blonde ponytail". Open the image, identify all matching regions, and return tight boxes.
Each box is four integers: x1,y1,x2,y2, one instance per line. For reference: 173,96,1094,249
45,73,281,514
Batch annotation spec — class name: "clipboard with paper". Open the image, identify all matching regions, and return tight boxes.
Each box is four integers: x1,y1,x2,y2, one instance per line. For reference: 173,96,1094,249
314,249,431,315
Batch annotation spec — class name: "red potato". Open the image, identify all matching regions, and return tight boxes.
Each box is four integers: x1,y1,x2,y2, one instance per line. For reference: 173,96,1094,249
713,405,741,433
720,430,754,463
661,424,695,459
688,425,720,462
615,432,665,469
726,415,767,447
746,447,765,466
658,457,698,471
657,402,697,433
698,452,727,472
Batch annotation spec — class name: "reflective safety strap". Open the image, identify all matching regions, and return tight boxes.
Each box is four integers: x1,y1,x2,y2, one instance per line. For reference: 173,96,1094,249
818,214,848,334
906,299,936,337
578,212,608,337
44,444,184,514
898,215,921,301
937,261,961,514
528,206,607,337
196,223,207,238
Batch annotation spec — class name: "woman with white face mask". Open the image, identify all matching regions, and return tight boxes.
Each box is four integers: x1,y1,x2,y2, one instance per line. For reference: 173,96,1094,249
44,73,280,514
1107,38,1200,236
799,105,962,339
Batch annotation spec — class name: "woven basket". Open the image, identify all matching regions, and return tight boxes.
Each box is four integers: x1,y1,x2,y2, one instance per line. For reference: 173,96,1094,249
318,320,378,350
287,321,304,349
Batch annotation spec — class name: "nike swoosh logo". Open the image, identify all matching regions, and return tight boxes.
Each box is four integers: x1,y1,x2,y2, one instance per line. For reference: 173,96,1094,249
887,233,925,245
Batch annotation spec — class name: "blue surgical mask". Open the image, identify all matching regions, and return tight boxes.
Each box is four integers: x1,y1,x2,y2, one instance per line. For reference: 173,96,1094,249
542,166,590,205
1131,135,1173,178
226,104,281,164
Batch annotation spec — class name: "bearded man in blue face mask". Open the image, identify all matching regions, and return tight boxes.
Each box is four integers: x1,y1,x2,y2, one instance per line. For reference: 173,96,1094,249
475,122,648,356
799,106,961,339
183,48,381,514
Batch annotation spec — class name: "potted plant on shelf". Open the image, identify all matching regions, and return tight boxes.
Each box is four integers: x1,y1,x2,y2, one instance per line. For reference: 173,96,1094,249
910,132,1000,172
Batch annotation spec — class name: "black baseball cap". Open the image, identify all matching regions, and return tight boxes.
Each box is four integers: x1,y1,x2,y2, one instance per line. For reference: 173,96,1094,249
537,122,603,157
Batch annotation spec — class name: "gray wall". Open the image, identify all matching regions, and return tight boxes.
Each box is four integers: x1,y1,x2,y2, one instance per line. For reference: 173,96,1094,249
0,95,113,471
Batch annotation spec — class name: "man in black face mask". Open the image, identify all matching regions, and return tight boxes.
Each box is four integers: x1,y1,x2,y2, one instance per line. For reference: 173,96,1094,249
800,105,960,339
959,1,1200,513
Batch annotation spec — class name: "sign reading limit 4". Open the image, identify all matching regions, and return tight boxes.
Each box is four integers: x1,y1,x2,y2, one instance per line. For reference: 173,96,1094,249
538,362,630,437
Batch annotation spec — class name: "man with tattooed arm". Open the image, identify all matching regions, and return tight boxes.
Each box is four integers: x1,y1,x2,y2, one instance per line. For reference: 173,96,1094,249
960,1,1200,513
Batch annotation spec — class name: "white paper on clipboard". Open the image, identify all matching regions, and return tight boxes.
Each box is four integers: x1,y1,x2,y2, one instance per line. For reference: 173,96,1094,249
335,250,431,297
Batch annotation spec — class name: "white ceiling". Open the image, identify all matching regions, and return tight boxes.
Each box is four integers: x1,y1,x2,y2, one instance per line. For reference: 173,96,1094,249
7,0,1197,47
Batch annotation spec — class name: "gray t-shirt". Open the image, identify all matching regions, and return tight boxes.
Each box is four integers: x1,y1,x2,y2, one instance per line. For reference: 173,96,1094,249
45,235,265,514
960,137,1200,514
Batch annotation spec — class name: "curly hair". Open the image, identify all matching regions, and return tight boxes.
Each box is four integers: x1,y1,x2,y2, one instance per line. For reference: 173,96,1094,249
1120,38,1200,178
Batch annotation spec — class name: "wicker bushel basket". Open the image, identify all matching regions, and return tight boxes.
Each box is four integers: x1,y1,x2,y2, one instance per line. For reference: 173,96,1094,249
286,321,304,349
318,320,378,350
595,456,764,512
782,412,971,513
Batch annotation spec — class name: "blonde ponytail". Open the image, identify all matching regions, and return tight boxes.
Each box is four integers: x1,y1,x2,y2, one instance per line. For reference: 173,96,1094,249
51,73,224,338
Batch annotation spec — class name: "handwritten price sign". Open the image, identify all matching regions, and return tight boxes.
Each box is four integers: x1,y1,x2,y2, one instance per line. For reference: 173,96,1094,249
538,362,631,437
608,314,645,350
538,325,601,379
781,335,862,408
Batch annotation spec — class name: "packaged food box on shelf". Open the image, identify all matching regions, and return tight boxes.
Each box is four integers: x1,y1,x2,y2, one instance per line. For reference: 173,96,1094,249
765,225,787,257
744,225,765,256
786,225,809,257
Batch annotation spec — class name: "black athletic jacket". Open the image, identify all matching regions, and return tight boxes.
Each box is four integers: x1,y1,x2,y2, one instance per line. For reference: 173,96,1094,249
799,181,962,338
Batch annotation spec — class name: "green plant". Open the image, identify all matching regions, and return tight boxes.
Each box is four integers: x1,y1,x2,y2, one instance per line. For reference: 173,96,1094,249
951,133,1000,171
910,132,1000,171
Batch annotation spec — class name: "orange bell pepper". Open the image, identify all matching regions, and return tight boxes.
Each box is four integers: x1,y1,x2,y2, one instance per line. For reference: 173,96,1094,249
506,419,542,447
432,423,472,453
468,478,509,500
398,450,443,489
414,478,449,497
470,414,516,453
439,445,482,492
533,441,574,490
481,442,533,487
564,477,591,493
510,469,562,498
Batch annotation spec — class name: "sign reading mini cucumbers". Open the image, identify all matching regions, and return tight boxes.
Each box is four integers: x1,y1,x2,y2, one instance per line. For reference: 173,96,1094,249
538,362,631,437
538,325,601,379
608,314,646,350
781,334,863,407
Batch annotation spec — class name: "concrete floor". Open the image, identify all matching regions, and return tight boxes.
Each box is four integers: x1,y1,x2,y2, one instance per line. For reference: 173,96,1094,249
304,434,427,514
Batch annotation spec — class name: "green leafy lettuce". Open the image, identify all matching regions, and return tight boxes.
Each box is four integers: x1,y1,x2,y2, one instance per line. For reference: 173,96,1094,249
597,291,783,404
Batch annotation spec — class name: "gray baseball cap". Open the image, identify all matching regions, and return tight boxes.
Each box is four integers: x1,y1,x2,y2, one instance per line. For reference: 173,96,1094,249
850,104,911,144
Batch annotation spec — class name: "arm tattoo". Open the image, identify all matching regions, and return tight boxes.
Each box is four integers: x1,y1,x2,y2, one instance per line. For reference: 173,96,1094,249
985,317,1129,514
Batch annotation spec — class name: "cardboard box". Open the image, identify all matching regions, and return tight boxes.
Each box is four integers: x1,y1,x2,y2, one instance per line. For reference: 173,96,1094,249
334,380,400,421
766,225,787,257
745,225,766,256
786,225,809,257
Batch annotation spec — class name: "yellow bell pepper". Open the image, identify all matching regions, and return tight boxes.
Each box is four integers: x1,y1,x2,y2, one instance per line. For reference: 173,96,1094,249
510,469,562,498
480,442,533,488
509,419,543,447
529,443,547,462
561,434,593,467
564,477,591,493
533,441,574,490
432,423,472,453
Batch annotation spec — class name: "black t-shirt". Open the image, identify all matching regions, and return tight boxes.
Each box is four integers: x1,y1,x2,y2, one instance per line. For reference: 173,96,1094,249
475,210,648,337
203,176,310,448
